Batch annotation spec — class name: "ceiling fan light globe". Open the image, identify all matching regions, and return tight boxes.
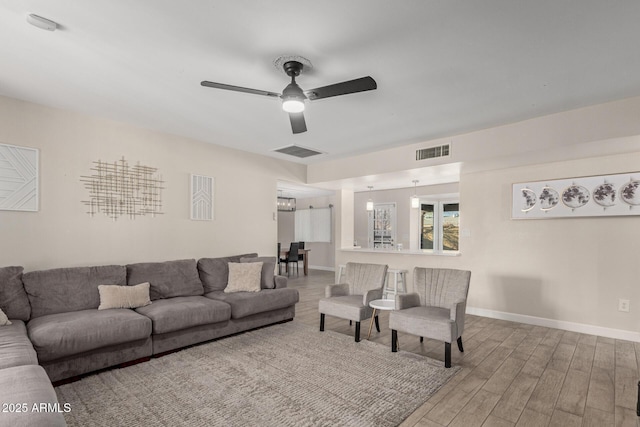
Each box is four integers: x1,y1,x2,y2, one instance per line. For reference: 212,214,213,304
282,99,305,113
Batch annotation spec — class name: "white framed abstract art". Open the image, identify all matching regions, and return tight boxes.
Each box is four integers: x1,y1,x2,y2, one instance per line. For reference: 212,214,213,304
190,174,214,220
0,143,39,212
512,171,640,219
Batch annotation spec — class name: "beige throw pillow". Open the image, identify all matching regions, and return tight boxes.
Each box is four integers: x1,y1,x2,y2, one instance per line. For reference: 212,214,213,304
0,308,11,326
240,256,276,289
98,282,152,310
224,262,263,293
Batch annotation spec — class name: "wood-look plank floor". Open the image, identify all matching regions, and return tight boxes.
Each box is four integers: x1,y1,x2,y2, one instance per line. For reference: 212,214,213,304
286,270,640,427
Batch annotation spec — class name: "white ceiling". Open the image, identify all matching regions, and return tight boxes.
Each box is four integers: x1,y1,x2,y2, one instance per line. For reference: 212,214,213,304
2,1,640,171
279,161,461,199
277,181,335,200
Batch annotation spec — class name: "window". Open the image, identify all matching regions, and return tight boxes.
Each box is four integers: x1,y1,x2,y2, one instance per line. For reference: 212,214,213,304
368,203,396,249
420,201,459,253
294,207,331,242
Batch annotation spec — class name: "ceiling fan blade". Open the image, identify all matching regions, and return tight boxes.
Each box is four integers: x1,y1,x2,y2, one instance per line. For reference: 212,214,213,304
289,112,307,134
305,76,377,101
201,81,280,98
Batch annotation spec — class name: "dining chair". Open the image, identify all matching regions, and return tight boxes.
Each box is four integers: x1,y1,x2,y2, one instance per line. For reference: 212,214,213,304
283,242,300,276
318,262,388,342
297,241,305,262
389,267,471,368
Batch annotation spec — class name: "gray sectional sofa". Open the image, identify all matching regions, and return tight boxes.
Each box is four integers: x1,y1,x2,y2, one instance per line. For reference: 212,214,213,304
0,253,299,427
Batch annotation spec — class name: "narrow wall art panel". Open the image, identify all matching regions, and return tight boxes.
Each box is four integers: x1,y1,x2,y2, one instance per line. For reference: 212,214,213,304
191,174,214,220
0,143,39,212
512,171,640,219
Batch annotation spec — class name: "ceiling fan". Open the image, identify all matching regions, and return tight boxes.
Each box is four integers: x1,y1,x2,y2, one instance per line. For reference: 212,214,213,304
201,60,377,134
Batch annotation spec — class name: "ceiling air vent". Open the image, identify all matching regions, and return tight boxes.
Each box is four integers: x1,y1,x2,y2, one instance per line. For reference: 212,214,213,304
416,143,450,161
274,145,324,158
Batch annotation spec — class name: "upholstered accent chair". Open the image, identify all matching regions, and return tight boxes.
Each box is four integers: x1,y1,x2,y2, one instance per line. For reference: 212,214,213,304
318,262,388,342
389,267,471,368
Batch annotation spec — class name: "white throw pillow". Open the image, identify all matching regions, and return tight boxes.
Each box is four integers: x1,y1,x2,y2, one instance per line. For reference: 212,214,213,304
225,262,263,293
0,308,11,326
98,282,152,310
240,256,276,289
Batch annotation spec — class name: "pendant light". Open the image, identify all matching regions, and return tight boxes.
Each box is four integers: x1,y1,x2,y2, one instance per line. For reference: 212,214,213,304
277,190,296,212
366,186,374,211
411,180,420,209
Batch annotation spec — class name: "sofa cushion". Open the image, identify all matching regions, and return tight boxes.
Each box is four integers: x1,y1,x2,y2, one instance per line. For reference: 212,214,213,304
27,308,152,362
23,265,126,319
224,262,263,293
197,253,258,293
389,306,456,343
0,320,38,369
240,256,276,289
205,288,299,319
0,265,31,321
0,365,67,427
274,275,288,289
127,259,203,300
98,282,151,310
134,296,230,335
318,295,372,322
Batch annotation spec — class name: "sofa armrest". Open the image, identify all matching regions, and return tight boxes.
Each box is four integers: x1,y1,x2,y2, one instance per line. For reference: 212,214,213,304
325,283,349,298
274,275,288,289
451,300,467,334
450,301,464,320
0,365,67,427
395,293,421,310
363,288,383,306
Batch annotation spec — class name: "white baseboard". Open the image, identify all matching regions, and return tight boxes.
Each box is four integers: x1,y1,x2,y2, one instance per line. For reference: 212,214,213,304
466,306,640,343
308,265,335,272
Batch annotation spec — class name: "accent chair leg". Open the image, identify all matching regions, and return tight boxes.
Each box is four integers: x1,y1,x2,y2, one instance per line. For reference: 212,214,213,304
349,320,352,326
374,315,380,332
457,336,464,352
445,342,452,368
636,380,639,416
420,337,423,343
391,330,398,352
355,322,361,342
320,313,325,331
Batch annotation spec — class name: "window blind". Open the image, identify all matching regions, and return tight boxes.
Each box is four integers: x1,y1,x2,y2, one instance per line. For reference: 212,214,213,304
294,207,331,242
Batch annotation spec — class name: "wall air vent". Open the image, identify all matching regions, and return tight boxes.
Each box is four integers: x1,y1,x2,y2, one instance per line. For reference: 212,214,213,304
274,145,324,158
416,143,450,161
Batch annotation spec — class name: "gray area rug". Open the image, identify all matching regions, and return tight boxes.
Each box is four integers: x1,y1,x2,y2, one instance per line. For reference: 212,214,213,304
56,321,459,426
